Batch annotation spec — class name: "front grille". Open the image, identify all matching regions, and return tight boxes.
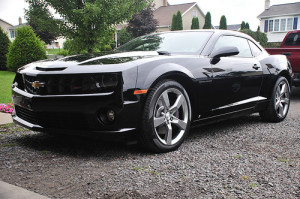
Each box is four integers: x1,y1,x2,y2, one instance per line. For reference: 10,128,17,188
22,73,120,95
15,106,88,129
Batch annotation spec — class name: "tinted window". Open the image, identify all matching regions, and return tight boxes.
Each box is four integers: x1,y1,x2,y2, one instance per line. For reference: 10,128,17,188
248,41,262,57
284,33,300,46
117,32,213,54
213,36,252,58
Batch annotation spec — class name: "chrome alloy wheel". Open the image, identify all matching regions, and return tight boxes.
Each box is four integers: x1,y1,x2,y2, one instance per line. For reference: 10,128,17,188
275,81,290,118
153,88,189,145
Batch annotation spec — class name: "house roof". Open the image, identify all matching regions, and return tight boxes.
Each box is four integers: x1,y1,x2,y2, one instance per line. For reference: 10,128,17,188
214,24,241,31
0,18,13,27
154,2,202,27
8,23,28,30
258,2,300,18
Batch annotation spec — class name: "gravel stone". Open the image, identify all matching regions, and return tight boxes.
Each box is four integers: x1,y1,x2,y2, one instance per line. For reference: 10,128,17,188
0,89,300,198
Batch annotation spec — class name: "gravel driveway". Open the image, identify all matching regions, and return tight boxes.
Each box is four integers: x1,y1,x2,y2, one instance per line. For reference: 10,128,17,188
1,88,300,199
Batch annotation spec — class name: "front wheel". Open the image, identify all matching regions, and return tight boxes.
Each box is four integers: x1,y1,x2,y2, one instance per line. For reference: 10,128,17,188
260,76,290,122
141,80,191,153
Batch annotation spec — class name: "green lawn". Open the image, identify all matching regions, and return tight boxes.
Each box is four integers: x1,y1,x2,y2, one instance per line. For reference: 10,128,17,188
46,48,62,55
0,71,15,104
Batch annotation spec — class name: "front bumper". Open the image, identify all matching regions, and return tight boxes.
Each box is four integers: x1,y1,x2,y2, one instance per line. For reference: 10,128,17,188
12,87,141,136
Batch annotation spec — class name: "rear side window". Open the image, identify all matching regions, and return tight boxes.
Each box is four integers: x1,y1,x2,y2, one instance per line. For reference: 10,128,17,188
284,33,300,46
213,36,252,58
248,41,262,57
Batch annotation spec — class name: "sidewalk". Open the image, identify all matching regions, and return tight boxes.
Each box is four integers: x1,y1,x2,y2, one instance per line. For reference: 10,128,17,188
0,181,49,199
0,112,13,125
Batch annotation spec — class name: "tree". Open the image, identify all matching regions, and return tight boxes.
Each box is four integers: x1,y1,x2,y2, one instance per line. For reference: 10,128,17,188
0,27,10,70
26,0,148,53
240,29,268,47
203,12,212,29
245,22,250,30
127,5,158,38
171,10,183,31
25,0,59,44
241,21,246,30
6,26,47,72
257,26,260,32
191,17,200,29
118,28,133,46
219,15,227,30
171,14,177,31
176,10,183,30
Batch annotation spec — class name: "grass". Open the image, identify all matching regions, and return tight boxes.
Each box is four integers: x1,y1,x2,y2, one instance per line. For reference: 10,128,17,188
0,71,15,104
46,48,63,55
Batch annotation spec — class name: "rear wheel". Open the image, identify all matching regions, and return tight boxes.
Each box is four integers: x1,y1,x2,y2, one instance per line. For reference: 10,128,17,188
141,80,191,153
260,76,290,122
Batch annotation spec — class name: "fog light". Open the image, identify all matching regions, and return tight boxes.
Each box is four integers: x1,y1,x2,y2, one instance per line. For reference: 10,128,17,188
107,110,115,122
98,109,115,125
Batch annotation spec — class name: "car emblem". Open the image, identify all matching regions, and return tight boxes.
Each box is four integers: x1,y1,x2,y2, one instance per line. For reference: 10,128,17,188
32,81,45,89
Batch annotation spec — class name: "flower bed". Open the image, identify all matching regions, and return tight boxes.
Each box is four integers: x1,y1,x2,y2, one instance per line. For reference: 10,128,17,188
0,103,14,114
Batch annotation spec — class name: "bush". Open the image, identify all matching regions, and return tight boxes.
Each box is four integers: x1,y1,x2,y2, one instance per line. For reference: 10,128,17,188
0,27,10,70
6,26,46,72
118,28,133,46
191,17,200,29
57,49,68,56
240,29,268,47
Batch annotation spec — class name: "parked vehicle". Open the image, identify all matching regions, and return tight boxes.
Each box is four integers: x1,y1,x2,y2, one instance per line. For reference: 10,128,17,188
12,30,292,153
265,30,300,86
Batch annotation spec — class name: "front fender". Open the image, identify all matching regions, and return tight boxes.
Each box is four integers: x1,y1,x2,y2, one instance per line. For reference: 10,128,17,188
137,63,195,89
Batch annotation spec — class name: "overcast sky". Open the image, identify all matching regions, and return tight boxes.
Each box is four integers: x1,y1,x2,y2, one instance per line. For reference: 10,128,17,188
0,0,299,30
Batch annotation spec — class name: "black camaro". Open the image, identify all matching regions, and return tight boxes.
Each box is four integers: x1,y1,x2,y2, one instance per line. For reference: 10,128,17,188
12,30,292,152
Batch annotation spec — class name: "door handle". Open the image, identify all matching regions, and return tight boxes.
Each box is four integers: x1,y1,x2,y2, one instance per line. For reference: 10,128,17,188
282,52,292,56
253,64,260,70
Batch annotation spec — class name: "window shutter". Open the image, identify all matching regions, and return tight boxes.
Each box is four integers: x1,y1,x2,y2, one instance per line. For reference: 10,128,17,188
294,17,298,30
264,20,268,32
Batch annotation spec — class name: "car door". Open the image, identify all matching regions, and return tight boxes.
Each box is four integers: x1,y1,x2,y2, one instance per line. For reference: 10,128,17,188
204,35,263,117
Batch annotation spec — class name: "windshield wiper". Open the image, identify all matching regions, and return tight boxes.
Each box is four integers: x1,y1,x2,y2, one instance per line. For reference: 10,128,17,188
157,51,171,56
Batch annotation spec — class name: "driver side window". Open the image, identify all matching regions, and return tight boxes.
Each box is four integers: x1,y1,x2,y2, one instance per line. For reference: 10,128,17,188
214,36,252,58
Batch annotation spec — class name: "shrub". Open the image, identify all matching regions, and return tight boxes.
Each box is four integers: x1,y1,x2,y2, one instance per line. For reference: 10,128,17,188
6,26,46,72
203,12,212,29
57,49,68,56
118,28,133,46
0,27,10,70
219,15,227,30
240,29,268,47
191,17,200,29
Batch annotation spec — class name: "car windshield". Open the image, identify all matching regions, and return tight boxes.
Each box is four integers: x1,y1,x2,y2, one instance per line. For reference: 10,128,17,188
117,31,213,54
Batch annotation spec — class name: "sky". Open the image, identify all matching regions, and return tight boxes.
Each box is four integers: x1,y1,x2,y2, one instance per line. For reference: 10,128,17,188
0,0,300,30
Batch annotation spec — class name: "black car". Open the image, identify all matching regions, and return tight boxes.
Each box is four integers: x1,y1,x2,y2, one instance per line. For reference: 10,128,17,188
12,30,292,153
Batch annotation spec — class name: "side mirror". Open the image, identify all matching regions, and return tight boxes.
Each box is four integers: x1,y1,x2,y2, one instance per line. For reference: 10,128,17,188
211,46,239,64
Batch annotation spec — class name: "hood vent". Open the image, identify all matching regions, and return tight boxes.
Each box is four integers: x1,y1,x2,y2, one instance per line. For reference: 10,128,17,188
36,67,67,71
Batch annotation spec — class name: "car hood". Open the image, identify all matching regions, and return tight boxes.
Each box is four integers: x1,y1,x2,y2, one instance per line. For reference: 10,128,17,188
18,51,161,74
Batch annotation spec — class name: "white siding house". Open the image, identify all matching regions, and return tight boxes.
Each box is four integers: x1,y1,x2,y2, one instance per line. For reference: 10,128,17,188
258,0,300,42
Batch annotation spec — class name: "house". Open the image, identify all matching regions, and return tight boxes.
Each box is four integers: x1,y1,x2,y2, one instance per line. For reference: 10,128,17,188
8,17,65,49
153,0,205,32
214,24,241,31
258,0,300,42
8,17,27,42
0,18,13,37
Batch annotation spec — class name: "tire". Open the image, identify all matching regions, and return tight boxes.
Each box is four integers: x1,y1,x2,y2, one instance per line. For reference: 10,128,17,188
260,76,290,122
141,80,191,153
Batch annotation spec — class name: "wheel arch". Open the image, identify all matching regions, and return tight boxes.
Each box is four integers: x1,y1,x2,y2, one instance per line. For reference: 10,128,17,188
146,71,197,118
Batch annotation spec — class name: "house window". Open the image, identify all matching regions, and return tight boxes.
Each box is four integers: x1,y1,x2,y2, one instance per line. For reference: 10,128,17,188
269,20,273,32
287,18,293,30
10,30,15,38
274,19,280,31
192,10,197,17
280,19,286,31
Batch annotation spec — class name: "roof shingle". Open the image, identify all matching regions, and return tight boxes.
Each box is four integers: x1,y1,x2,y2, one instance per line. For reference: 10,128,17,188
258,2,300,18
153,2,196,26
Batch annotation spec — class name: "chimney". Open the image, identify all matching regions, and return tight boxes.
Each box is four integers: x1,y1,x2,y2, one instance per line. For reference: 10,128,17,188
19,17,22,25
265,0,270,10
163,0,168,7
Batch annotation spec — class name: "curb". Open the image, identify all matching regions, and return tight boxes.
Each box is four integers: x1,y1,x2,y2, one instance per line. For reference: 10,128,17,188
0,181,49,199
